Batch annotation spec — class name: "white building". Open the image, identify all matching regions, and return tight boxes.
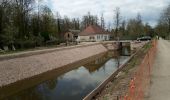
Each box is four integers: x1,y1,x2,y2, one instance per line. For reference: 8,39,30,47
78,25,111,42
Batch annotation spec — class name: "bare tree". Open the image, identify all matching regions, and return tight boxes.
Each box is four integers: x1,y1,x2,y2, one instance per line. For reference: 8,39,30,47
107,22,111,32
163,5,170,34
37,0,43,35
136,13,144,36
14,0,35,38
114,7,121,40
81,12,99,29
156,4,170,38
100,13,105,29
120,20,126,36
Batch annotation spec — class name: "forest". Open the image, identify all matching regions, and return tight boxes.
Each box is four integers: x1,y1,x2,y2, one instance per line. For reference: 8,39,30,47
0,0,170,50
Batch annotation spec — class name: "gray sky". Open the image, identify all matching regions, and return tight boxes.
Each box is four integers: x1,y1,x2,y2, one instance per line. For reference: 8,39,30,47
42,0,170,27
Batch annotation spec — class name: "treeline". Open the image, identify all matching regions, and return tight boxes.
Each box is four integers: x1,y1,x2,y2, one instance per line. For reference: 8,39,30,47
0,0,106,50
112,8,154,40
0,0,155,50
121,14,154,40
155,4,170,39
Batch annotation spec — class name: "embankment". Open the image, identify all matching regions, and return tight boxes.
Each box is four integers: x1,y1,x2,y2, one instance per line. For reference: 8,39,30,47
0,43,107,87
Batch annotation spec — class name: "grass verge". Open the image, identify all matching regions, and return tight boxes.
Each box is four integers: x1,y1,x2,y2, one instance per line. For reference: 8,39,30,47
95,42,151,100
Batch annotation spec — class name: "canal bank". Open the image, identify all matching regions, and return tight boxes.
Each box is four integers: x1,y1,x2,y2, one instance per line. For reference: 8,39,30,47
94,42,151,100
0,46,131,100
0,52,108,99
0,41,146,100
0,43,107,87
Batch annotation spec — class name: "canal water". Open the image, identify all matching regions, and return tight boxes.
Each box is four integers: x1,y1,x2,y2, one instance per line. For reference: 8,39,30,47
1,47,130,100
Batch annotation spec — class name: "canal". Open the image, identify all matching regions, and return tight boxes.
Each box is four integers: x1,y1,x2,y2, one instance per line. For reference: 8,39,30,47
0,47,131,100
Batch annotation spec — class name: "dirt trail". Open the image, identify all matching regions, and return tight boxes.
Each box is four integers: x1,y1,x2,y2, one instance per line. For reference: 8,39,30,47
147,39,170,100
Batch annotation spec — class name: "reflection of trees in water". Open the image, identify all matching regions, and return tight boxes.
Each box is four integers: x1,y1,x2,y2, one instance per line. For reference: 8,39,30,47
110,50,121,68
83,49,128,73
9,79,58,100
4,47,131,100
115,46,131,68
120,46,131,56
6,86,43,100
45,79,58,90
83,53,110,73
5,79,58,100
115,55,120,68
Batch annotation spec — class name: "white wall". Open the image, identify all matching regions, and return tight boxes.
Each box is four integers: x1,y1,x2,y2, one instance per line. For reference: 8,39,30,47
78,36,91,42
95,34,110,41
79,34,110,42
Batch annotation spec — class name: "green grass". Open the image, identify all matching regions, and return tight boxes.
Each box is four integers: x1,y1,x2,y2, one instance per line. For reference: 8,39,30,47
122,42,151,74
0,50,22,55
0,48,36,55
95,42,152,99
143,42,152,53
103,96,108,100
0,44,62,55
121,57,138,75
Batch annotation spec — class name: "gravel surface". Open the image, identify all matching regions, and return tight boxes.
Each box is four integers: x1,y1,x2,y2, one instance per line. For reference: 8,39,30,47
131,41,148,51
0,44,107,87
147,39,170,100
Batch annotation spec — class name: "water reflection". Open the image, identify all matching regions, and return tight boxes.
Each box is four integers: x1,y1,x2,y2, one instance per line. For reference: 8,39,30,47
2,47,130,100
120,46,131,56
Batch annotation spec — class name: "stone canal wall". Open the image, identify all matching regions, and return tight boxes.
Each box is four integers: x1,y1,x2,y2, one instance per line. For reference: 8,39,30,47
0,43,107,87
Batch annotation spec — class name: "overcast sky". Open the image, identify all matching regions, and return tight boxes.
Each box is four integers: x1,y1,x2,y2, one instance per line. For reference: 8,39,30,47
41,0,170,27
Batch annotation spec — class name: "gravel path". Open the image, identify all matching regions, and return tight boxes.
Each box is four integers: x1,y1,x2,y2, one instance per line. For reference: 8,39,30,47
0,44,107,87
147,39,170,100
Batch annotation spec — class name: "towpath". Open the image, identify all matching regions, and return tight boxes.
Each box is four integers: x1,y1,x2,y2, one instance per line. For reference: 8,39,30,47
147,39,170,100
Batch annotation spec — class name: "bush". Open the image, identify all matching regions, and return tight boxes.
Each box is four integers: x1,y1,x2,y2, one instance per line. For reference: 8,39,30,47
15,39,36,49
34,36,44,46
41,32,50,42
45,39,66,46
120,35,138,40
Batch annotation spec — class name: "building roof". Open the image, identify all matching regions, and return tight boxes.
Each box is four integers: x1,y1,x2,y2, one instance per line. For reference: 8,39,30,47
79,25,110,36
69,29,80,33
69,29,80,36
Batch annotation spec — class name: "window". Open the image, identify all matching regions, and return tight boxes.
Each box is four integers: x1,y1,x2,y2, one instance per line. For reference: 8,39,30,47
105,36,107,40
97,35,100,39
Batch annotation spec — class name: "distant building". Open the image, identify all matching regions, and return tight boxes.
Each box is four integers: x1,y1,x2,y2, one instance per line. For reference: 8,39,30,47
64,29,80,45
78,25,111,42
64,32,74,42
